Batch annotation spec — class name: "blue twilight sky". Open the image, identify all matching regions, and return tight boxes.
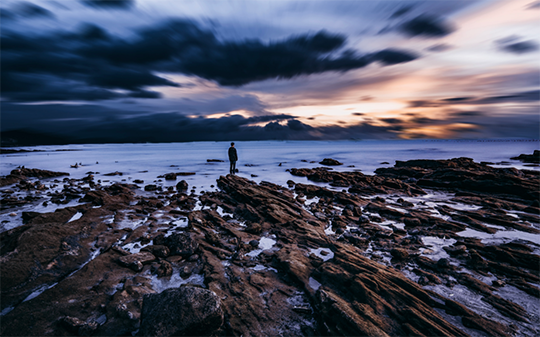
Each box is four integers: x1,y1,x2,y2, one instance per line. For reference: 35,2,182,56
1,0,539,144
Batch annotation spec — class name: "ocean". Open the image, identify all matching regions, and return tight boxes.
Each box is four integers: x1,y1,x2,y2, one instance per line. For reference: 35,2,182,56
2,139,538,191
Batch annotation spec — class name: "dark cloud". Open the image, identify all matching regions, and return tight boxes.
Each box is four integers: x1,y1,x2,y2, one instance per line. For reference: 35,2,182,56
495,36,539,54
425,43,453,52
87,68,179,90
441,97,474,102
368,49,418,65
0,9,16,21
1,19,418,102
408,90,540,107
450,110,485,117
79,23,112,41
410,117,437,124
399,15,454,38
380,118,403,124
408,100,440,108
13,2,55,19
351,112,364,116
0,24,178,102
390,6,414,19
81,0,134,10
157,23,418,86
475,90,539,104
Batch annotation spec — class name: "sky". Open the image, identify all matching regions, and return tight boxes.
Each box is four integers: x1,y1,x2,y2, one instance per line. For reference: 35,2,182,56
1,0,539,145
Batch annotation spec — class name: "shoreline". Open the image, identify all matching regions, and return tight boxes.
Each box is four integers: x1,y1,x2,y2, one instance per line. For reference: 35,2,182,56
1,155,539,336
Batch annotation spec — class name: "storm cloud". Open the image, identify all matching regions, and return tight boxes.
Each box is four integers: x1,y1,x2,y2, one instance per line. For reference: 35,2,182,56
1,19,418,102
408,90,540,108
81,0,135,10
399,15,454,38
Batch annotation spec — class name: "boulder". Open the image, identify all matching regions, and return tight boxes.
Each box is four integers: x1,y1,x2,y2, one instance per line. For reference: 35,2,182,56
319,158,343,166
164,173,177,180
391,248,409,260
138,286,223,336
176,180,188,192
144,185,158,191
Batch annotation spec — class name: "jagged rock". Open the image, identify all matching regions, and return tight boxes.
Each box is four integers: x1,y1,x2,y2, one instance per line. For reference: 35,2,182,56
376,157,539,201
141,245,170,258
2,156,538,337
138,286,223,336
154,232,198,257
117,252,156,272
245,222,262,234
510,150,540,164
0,168,69,187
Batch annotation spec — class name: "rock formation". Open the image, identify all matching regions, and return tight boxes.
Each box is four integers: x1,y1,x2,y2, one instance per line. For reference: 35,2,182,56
1,156,538,336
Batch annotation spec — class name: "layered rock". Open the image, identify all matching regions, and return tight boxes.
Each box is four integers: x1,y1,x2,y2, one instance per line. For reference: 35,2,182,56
1,158,538,337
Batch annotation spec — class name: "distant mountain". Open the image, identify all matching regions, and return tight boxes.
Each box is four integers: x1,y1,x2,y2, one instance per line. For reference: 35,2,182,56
1,129,71,147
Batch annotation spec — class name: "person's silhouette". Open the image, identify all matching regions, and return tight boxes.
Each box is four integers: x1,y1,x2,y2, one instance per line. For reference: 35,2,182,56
228,142,238,174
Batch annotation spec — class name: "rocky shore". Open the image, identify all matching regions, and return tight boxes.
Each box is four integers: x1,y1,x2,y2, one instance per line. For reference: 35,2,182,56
1,156,539,336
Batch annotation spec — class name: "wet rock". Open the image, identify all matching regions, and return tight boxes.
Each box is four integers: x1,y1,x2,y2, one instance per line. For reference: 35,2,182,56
377,157,539,201
156,260,173,277
492,279,506,288
245,222,262,234
249,240,259,248
444,244,467,257
357,215,370,224
59,316,99,336
319,158,343,166
413,269,442,285
390,248,409,260
21,211,40,223
138,286,223,336
207,159,224,162
444,299,512,337
104,171,123,176
176,172,196,176
144,184,158,191
0,168,69,187
154,232,199,257
141,245,170,258
437,258,451,269
176,180,188,192
117,252,156,272
164,173,177,180
510,150,540,164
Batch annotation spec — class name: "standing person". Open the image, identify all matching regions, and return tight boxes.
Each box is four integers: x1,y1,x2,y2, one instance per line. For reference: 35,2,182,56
228,142,238,174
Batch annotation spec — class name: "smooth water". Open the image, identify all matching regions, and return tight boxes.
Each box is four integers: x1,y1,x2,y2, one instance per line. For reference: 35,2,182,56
2,140,538,192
